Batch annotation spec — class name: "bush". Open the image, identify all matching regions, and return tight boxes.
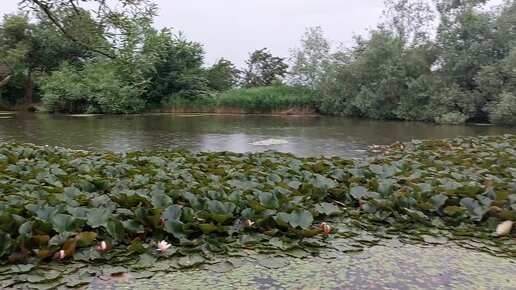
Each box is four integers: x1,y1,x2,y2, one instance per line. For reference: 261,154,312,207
40,61,145,114
434,112,469,125
488,92,516,126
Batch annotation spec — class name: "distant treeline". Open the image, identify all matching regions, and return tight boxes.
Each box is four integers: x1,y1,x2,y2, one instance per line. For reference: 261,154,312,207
0,0,514,125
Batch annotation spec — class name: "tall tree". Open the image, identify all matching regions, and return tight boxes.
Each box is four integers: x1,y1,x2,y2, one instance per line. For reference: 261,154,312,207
289,27,331,88
142,30,207,105
242,48,288,87
205,58,240,91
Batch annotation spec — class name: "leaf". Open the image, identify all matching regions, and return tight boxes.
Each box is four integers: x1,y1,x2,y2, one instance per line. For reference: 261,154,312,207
10,264,35,273
207,200,236,214
178,254,204,268
273,212,291,228
422,235,449,244
0,233,11,257
162,205,182,220
106,220,125,242
199,223,217,234
18,221,33,235
86,208,111,228
259,192,279,208
289,209,314,229
75,231,97,247
350,186,380,199
209,261,235,273
49,232,72,246
164,220,186,239
258,257,289,269
139,253,158,267
314,202,340,216
51,214,76,233
267,173,281,183
443,206,465,217
122,219,145,233
460,197,487,221
151,191,172,208
268,237,285,249
240,208,255,220
405,209,429,221
429,195,448,209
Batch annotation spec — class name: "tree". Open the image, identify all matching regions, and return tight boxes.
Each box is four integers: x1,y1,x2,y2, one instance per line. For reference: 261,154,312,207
242,48,288,87
142,30,207,105
289,27,331,88
19,0,158,59
0,13,89,105
205,59,240,91
383,0,435,48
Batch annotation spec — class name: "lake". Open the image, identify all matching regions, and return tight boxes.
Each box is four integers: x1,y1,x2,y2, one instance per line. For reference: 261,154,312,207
0,112,514,157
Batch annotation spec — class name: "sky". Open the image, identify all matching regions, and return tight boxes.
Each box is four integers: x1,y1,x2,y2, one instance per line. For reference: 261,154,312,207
0,0,505,68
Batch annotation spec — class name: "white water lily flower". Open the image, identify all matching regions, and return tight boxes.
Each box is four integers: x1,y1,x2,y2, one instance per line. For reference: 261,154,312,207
496,221,513,235
243,219,255,228
157,240,172,252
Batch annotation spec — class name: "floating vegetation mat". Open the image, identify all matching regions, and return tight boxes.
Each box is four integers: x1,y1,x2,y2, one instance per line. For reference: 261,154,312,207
86,243,516,289
0,135,514,288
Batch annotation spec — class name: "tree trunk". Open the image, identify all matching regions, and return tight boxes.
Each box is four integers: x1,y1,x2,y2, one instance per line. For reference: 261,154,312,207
24,71,35,106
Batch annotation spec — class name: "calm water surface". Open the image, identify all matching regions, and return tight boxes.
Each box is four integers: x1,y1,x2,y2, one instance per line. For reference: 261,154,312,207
0,113,514,157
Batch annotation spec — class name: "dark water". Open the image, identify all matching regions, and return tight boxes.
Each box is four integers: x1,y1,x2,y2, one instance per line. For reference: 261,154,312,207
0,112,514,157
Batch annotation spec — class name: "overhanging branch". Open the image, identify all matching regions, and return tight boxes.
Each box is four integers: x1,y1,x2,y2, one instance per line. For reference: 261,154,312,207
30,0,116,59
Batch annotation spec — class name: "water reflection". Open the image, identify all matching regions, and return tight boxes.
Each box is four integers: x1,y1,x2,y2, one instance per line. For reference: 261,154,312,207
0,113,514,157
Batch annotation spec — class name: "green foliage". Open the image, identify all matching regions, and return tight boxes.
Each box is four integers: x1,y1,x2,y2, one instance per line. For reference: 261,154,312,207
242,48,288,88
0,135,514,269
163,94,216,112
289,27,331,88
215,85,316,113
488,92,516,126
40,61,144,114
292,1,516,126
0,13,90,105
143,31,208,105
205,58,240,91
318,29,437,120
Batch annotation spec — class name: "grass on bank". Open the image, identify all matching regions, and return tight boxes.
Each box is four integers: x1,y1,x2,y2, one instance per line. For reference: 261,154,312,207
162,85,318,114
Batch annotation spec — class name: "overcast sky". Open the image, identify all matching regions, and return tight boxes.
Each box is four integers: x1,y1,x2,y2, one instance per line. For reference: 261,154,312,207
0,0,505,68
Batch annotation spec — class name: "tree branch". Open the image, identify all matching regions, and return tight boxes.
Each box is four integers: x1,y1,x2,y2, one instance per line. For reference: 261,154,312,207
0,75,12,87
30,0,116,59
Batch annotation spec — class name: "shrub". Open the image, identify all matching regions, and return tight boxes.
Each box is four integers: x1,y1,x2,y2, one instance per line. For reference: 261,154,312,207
434,112,469,125
488,92,516,126
40,61,145,114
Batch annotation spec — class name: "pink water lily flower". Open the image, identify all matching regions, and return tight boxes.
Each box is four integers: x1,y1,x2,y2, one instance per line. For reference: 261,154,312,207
58,250,66,259
320,222,331,234
97,240,108,252
157,240,172,252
